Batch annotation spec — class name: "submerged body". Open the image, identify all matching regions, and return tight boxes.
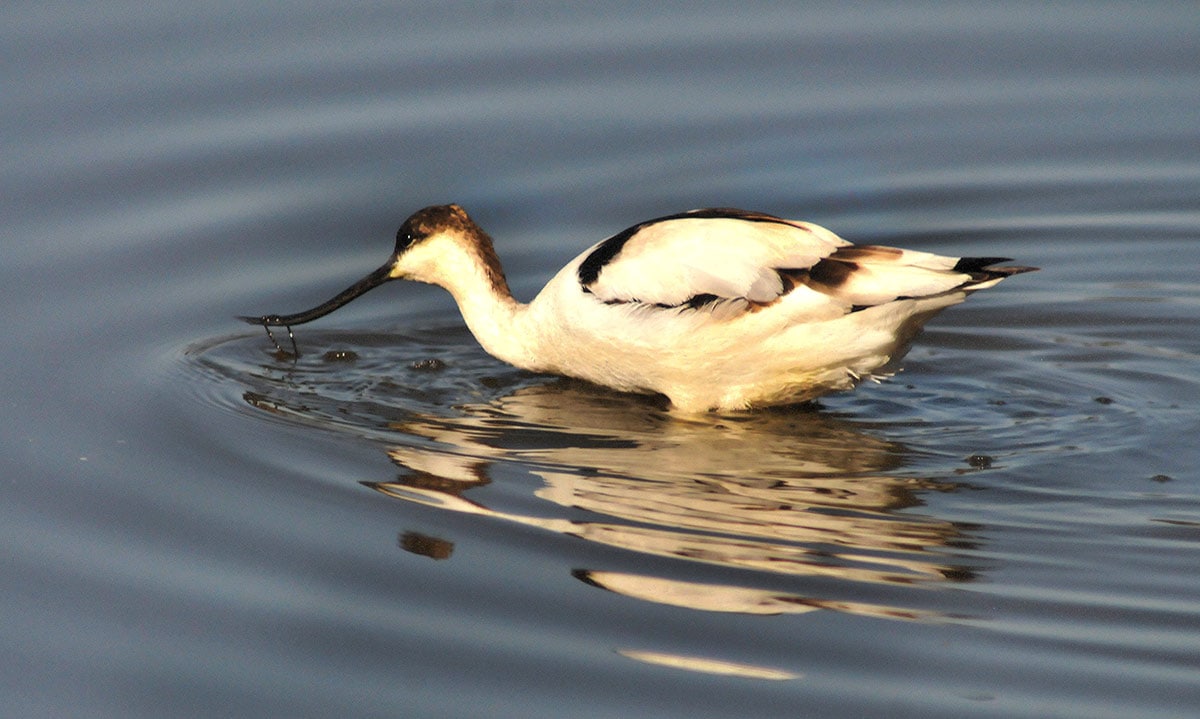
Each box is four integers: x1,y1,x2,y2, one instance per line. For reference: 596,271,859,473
243,205,1034,412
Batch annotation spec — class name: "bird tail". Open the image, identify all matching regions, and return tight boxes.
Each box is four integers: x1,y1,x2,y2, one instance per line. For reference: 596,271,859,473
954,257,1038,291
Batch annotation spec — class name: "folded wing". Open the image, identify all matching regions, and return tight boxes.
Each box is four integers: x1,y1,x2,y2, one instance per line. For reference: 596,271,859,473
577,209,1033,319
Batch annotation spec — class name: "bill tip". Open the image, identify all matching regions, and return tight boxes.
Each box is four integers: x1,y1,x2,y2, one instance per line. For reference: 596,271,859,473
238,314,275,326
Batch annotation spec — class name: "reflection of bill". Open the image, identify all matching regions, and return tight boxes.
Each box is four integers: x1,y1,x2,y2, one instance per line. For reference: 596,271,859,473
370,382,977,620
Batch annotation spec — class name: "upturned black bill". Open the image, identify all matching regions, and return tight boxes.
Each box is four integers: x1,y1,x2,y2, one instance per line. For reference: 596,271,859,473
238,261,395,328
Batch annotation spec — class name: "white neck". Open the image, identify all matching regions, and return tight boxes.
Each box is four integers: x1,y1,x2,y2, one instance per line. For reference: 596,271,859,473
444,273,543,370
402,236,546,372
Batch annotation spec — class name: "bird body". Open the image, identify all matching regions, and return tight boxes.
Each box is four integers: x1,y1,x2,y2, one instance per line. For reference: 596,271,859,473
243,205,1034,412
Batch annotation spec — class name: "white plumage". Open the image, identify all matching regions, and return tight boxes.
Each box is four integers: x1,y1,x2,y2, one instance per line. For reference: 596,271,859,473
243,205,1035,412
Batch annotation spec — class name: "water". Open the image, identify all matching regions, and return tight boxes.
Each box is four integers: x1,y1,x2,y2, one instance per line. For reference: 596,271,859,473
4,2,1200,717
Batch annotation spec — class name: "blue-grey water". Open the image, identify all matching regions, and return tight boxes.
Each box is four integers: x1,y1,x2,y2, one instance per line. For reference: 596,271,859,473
4,3,1200,717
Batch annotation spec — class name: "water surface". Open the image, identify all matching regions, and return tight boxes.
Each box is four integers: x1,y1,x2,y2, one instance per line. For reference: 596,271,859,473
4,3,1200,717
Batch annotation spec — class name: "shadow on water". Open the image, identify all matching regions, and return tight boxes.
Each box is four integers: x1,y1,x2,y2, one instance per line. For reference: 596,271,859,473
196,328,987,623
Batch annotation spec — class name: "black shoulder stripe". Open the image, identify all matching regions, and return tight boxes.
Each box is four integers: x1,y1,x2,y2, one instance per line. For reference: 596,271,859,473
577,208,794,287
578,227,638,286
674,208,791,223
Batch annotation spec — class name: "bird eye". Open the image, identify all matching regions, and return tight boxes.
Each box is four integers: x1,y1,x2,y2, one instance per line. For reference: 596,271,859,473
395,227,421,251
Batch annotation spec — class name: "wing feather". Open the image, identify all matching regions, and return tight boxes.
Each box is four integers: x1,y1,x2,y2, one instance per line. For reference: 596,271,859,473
576,209,1027,319
578,210,845,308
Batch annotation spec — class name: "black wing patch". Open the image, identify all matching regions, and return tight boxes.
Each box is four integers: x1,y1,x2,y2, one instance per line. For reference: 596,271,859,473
577,208,798,287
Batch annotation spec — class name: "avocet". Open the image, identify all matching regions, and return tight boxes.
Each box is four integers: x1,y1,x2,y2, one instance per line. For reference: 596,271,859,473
242,205,1034,412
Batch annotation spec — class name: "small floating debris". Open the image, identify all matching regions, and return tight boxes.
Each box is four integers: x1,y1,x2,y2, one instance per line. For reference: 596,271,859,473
410,358,446,371
322,349,358,362
966,454,994,469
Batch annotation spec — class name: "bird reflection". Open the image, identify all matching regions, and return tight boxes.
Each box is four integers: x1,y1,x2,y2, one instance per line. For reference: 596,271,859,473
398,531,454,560
364,380,978,620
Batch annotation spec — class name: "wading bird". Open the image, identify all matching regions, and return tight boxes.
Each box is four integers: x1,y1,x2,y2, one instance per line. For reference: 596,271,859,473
241,205,1034,412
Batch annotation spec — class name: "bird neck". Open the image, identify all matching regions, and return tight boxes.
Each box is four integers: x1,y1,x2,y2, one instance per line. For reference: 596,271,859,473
434,250,543,371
